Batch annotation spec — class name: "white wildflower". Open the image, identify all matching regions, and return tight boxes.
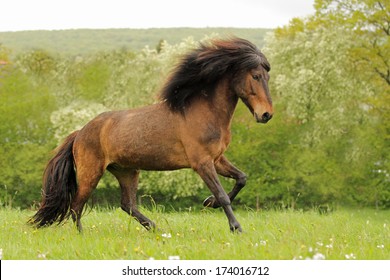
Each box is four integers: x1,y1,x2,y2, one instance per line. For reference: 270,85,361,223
293,255,303,260
168,255,180,260
345,253,356,260
161,233,172,239
260,240,267,246
312,253,326,260
37,253,47,259
377,245,385,249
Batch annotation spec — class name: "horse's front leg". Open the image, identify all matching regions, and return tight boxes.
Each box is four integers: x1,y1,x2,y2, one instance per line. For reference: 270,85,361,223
195,159,242,232
203,155,247,208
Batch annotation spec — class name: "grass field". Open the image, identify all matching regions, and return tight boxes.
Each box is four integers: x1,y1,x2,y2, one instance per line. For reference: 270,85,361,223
0,207,389,260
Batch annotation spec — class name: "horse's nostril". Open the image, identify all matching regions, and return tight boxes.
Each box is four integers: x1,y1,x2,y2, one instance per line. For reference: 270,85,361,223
262,112,272,122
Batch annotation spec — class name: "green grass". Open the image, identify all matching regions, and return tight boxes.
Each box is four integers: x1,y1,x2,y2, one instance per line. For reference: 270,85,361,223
0,207,389,260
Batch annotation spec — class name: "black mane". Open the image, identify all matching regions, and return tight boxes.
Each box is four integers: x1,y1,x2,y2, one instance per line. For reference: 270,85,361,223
160,37,270,113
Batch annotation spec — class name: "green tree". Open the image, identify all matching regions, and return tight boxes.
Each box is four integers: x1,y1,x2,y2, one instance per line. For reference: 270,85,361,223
0,66,56,207
315,0,390,85
314,0,390,208
258,0,389,209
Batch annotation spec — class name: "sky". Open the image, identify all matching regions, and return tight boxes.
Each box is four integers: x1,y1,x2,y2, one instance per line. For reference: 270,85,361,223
1,0,315,32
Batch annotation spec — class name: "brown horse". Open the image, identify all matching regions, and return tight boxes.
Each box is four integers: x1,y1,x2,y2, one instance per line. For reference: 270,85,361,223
30,38,273,233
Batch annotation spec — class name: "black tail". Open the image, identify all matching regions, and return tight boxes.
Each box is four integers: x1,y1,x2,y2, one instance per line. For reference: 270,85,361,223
29,131,78,228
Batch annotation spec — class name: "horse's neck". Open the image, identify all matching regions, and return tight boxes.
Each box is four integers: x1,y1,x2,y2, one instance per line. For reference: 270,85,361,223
211,79,239,128
182,79,238,132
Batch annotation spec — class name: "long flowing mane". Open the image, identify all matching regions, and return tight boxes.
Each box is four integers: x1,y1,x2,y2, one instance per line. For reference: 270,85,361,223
160,37,270,112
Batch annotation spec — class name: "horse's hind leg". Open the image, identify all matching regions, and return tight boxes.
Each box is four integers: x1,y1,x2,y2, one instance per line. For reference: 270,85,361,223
110,168,155,230
71,164,104,232
203,155,247,208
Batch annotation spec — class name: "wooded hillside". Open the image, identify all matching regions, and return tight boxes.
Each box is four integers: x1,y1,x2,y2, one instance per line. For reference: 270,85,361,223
0,28,270,55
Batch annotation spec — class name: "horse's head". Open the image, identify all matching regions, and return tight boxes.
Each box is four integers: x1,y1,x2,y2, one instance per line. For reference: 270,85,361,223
235,65,273,124
160,37,273,122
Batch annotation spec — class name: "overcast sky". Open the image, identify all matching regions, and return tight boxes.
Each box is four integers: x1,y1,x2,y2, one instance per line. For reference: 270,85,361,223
1,0,315,32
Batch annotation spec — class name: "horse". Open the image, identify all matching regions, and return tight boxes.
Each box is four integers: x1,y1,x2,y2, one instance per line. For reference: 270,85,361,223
29,37,273,233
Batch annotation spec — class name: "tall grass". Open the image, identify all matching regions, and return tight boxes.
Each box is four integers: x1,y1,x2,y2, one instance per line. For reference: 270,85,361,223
0,208,388,260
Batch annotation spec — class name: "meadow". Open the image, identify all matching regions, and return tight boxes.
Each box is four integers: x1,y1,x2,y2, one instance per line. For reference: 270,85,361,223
0,207,388,260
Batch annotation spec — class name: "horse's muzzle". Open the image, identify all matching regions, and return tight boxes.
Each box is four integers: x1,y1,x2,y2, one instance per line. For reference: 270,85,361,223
255,112,273,123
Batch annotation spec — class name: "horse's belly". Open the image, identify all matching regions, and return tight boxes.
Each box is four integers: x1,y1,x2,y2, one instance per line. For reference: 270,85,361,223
108,140,189,171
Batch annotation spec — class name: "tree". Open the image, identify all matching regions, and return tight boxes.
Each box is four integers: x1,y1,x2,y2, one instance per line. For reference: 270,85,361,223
0,66,56,207
314,0,389,208
315,0,390,85
259,0,389,208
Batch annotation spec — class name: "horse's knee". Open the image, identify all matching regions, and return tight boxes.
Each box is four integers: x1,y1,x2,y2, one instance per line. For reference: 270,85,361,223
216,193,231,206
237,173,247,188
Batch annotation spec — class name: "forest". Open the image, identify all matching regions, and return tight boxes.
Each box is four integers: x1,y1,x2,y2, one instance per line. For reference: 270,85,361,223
0,0,388,211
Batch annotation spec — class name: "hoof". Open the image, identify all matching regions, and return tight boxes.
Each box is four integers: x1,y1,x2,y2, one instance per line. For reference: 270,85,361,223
230,224,242,233
142,220,156,231
202,195,221,208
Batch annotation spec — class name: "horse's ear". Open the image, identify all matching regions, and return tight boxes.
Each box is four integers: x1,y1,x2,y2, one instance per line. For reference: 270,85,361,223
263,60,271,72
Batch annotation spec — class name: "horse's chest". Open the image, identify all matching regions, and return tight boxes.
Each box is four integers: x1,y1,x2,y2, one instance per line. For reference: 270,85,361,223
201,123,230,145
200,124,231,158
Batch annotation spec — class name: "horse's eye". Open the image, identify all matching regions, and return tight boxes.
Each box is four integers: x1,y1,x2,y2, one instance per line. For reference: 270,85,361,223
252,75,261,81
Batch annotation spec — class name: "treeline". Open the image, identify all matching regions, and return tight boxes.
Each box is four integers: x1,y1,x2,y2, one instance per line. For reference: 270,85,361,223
0,0,388,210
0,28,269,56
